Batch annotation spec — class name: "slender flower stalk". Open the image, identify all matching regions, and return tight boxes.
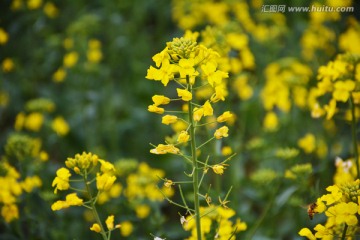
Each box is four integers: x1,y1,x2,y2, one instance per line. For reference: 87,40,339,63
349,96,360,179
186,75,202,239
85,174,107,240
341,224,348,240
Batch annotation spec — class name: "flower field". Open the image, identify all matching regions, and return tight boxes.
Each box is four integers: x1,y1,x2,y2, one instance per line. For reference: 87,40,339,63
1,0,360,239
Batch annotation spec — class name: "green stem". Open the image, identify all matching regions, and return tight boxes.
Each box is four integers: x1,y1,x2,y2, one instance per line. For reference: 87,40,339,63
350,96,360,179
341,223,348,240
187,75,202,240
84,173,108,240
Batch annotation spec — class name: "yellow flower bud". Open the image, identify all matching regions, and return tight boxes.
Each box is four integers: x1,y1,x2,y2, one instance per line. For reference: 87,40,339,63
90,223,101,233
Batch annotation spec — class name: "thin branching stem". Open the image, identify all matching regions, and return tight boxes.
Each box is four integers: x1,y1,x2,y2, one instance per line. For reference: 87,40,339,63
341,223,348,240
350,96,360,179
187,75,202,240
84,171,108,240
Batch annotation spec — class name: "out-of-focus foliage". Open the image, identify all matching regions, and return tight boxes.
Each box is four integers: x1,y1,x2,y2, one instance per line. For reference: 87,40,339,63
1,0,360,239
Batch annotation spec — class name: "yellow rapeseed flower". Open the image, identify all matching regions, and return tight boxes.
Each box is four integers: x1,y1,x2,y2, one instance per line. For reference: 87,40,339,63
162,115,178,125
106,215,114,230
1,204,19,223
14,112,25,131
63,51,79,68
52,68,66,82
148,104,165,114
212,164,226,175
177,88,192,101
203,100,213,116
90,223,101,233
27,0,42,9
297,133,316,154
152,95,170,106
43,2,58,18
214,126,229,139
135,204,151,219
2,58,14,72
96,173,116,191
52,168,71,193
24,112,44,132
51,116,70,136
150,144,180,155
0,28,9,45
217,111,233,123
177,131,190,143
120,221,133,237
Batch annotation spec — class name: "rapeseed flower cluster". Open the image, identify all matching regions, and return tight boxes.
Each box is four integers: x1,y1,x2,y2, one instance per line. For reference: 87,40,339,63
13,98,70,137
0,161,41,223
299,179,360,239
183,206,247,240
146,33,244,239
147,34,233,158
52,152,120,239
311,53,360,120
261,59,313,131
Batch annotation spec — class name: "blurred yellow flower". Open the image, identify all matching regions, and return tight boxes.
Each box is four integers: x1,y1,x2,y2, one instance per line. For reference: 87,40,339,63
52,68,66,82
63,38,74,49
11,0,23,10
51,116,70,136
43,2,58,18
221,146,232,156
63,51,79,68
21,176,42,193
0,28,9,45
24,112,44,132
263,111,278,132
297,133,316,154
39,150,49,161
27,0,42,10
1,204,19,223
0,91,9,107
135,204,150,219
120,221,133,237
2,58,14,72
87,48,102,63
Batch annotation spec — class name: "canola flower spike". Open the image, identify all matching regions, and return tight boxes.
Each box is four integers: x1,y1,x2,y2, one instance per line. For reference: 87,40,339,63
312,53,360,120
299,179,360,239
145,34,246,240
51,152,119,240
